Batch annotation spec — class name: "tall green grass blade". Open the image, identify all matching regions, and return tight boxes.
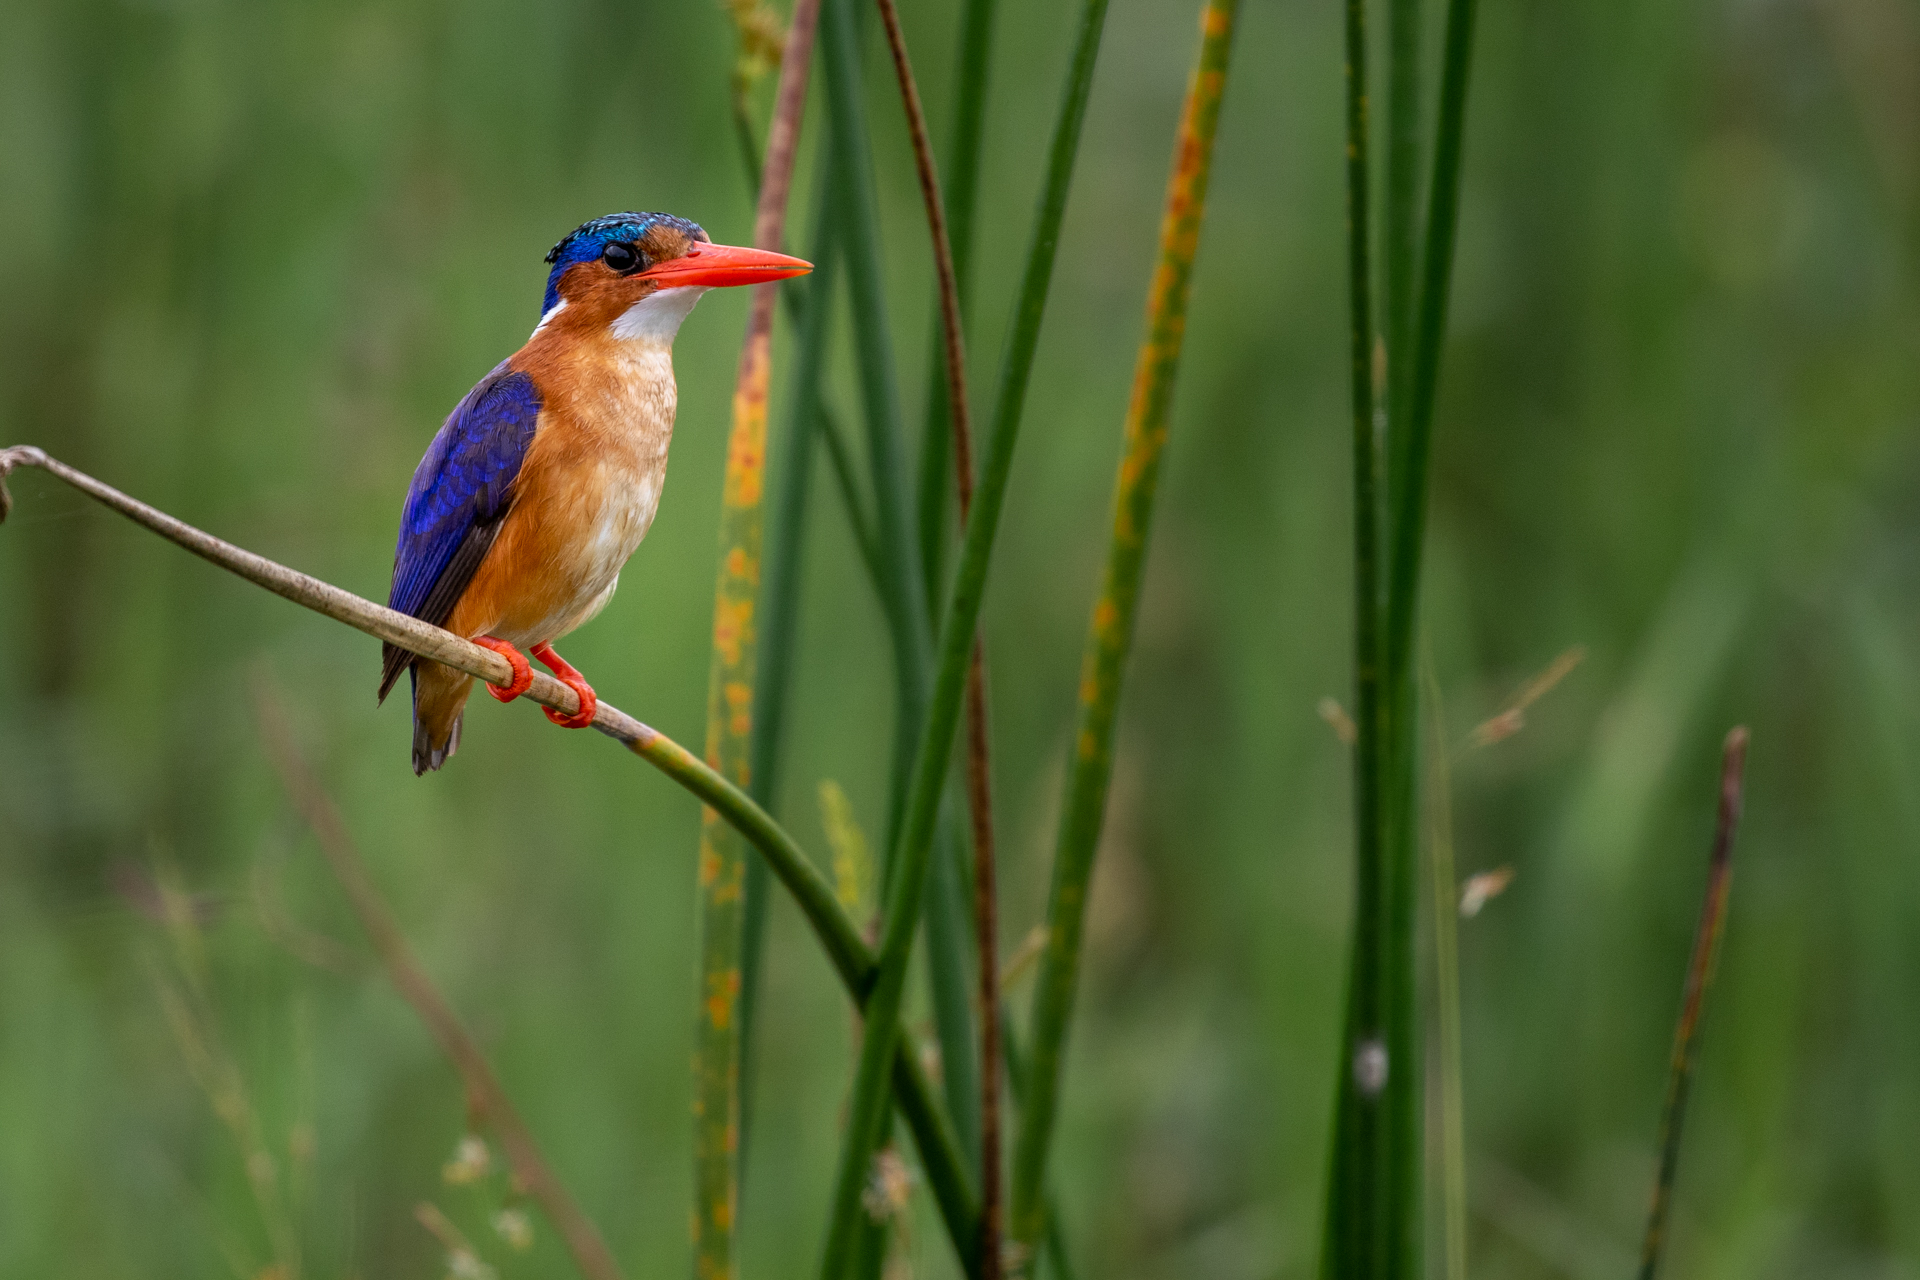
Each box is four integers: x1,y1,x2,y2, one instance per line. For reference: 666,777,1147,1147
895,1044,984,1274
1383,0,1422,498
1319,0,1415,1264
1384,0,1479,683
818,404,886,581
1638,728,1748,1280
916,0,999,594
1421,647,1467,1280
1327,0,1479,1264
926,796,985,1172
1007,2,1239,1268
816,0,1112,1269
739,147,844,1169
692,2,822,1267
819,0,931,869
816,0,986,1208
1001,1013,1076,1280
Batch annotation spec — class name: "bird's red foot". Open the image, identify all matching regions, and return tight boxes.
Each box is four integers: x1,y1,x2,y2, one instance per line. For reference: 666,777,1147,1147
473,636,533,702
531,641,598,728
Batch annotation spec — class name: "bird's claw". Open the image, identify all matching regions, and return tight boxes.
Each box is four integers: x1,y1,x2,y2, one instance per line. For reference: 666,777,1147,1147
473,636,533,702
531,641,597,728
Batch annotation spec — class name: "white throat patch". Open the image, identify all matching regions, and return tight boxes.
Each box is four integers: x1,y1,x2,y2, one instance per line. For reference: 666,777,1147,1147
531,299,567,337
610,286,710,344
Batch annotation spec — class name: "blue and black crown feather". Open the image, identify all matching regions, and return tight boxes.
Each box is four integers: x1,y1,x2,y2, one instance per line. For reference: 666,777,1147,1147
542,212,707,314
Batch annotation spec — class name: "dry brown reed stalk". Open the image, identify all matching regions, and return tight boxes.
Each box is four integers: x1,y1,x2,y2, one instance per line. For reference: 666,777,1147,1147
1638,726,1748,1280
960,650,1001,1273
695,0,822,1267
870,0,1005,1269
249,678,625,1280
873,0,972,489
0,448,590,726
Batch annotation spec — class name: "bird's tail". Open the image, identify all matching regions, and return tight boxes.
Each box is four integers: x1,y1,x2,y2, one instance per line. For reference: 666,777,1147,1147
410,662,474,775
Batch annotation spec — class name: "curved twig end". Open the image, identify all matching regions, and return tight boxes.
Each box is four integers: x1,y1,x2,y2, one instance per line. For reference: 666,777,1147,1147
0,445,49,524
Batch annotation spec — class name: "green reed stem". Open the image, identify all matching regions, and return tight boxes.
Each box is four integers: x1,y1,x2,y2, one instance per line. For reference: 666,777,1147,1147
817,0,986,1249
740,144,844,1170
1420,647,1467,1280
1001,1012,1077,1280
916,0,998,594
1383,0,1422,496
692,2,821,1267
819,406,885,581
1639,728,1748,1280
817,0,1111,1270
927,791,985,1171
820,0,933,872
726,125,874,588
1327,0,1484,1261
1384,0,1478,686
897,1043,984,1274
1319,0,1416,1263
723,106,878,672
1007,2,1238,1267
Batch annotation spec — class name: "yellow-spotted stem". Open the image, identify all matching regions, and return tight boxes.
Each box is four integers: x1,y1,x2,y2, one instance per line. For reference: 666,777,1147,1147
692,0,822,1270
1007,2,1240,1267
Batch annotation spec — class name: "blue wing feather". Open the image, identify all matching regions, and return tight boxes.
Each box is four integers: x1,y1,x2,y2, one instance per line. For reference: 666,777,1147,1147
388,363,541,622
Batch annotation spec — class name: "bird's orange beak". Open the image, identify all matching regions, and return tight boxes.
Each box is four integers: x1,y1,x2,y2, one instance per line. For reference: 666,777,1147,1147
638,242,812,289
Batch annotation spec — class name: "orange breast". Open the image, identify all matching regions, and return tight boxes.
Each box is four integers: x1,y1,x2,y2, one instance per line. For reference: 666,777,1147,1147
444,331,677,648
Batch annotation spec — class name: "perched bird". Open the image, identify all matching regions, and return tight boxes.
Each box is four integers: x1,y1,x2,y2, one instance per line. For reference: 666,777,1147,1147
377,212,810,773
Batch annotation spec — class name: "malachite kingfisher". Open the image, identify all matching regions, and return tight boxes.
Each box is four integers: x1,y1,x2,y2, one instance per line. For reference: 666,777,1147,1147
377,212,810,774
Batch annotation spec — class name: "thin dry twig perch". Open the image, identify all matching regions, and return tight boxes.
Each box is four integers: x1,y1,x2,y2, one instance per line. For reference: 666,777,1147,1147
251,677,624,1280
0,444,866,985
0,443,983,1259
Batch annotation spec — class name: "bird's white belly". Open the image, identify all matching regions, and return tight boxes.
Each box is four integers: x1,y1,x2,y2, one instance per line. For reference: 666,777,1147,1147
512,466,664,647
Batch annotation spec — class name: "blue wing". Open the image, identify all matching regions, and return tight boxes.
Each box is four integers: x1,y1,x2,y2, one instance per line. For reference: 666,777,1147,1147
377,363,541,700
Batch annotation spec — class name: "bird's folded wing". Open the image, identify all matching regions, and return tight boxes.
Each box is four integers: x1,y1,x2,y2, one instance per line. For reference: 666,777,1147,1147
378,364,541,701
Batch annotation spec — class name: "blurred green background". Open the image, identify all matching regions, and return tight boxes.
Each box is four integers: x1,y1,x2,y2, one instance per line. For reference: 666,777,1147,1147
3,0,1918,1275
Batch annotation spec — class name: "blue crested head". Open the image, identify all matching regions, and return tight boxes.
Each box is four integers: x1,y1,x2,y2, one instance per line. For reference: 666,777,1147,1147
543,212,707,316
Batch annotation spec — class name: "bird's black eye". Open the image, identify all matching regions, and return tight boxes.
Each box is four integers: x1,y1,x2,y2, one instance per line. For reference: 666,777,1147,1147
602,242,640,273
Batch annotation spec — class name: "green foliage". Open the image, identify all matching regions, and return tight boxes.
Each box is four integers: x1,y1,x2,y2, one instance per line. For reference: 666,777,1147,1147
1,0,1917,1276
815,0,1112,1269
